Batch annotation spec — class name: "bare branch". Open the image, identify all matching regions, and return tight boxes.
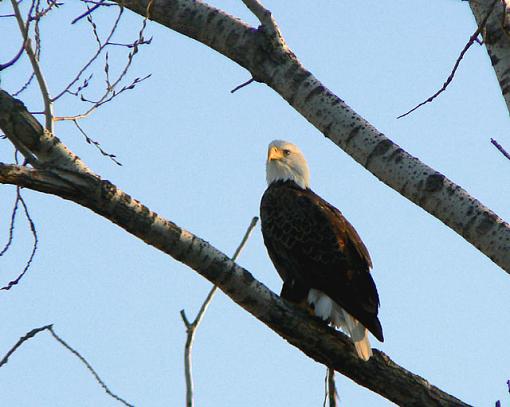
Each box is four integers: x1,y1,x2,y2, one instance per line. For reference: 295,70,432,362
51,4,124,102
47,326,134,407
0,44,25,71
0,324,134,407
72,120,122,166
491,138,510,160
180,216,258,407
0,187,39,290
11,0,54,133
397,0,499,119
230,78,255,93
112,0,510,278
0,324,53,368
326,367,338,407
0,161,471,406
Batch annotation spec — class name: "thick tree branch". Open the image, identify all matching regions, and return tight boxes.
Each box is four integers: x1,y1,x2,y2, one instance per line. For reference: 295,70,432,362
0,89,470,404
114,0,510,275
470,0,510,116
0,161,470,406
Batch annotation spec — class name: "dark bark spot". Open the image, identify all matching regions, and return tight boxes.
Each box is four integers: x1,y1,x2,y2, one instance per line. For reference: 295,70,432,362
476,212,498,235
365,139,393,167
424,173,444,192
489,51,500,66
206,9,219,24
323,122,332,138
305,85,325,103
345,125,361,145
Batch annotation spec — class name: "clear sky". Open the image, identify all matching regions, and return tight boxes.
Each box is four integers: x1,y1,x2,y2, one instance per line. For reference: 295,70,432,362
1,1,509,406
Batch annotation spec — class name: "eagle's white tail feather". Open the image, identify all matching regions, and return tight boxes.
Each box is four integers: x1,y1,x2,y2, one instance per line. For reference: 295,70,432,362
308,288,372,361
341,309,372,361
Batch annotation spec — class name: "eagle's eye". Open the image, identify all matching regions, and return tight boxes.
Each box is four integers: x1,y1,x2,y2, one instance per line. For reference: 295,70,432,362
283,149,291,156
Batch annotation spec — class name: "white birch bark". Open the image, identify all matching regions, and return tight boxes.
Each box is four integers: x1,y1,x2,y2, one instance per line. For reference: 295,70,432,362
116,0,510,274
470,0,510,116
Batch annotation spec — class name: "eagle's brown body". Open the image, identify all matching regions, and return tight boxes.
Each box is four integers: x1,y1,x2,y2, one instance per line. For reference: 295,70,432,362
260,180,383,342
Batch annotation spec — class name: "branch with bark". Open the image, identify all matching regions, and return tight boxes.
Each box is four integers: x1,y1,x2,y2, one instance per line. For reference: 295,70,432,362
114,0,510,275
0,89,468,406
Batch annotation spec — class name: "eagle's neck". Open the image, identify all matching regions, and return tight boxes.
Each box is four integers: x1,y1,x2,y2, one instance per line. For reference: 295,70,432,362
266,162,310,189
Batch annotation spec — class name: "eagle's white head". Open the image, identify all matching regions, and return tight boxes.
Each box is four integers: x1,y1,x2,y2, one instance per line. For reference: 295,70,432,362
266,140,310,189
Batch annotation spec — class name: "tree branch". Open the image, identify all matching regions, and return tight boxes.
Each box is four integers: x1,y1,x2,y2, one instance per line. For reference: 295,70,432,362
10,0,54,133
470,0,510,116
111,0,510,276
180,216,258,407
0,160,470,406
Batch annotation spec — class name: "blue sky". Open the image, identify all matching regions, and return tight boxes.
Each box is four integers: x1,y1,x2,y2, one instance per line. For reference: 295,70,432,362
1,1,510,406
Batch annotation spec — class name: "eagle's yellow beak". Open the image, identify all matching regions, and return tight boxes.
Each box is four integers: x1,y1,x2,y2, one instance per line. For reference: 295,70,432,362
267,146,284,161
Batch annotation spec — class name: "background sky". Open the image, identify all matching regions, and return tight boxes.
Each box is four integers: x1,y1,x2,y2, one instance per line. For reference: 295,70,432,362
1,1,509,406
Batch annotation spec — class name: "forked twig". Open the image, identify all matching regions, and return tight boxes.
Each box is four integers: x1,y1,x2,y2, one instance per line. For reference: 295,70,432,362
180,216,259,407
397,0,499,119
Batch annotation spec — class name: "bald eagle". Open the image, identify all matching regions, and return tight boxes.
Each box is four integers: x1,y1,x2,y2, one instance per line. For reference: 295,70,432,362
260,140,383,361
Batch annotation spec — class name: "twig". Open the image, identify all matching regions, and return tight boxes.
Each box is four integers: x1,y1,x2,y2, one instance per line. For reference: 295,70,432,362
0,193,20,257
0,324,133,407
10,0,54,133
1,188,39,291
180,216,258,407
230,78,254,93
51,4,124,102
397,0,499,119
0,324,52,367
327,367,338,407
72,0,105,24
491,138,510,160
240,0,286,50
47,326,134,407
72,119,122,165
0,44,25,71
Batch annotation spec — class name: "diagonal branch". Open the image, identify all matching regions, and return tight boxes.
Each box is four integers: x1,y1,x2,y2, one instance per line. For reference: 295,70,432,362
0,161,470,406
112,0,510,276
0,89,473,403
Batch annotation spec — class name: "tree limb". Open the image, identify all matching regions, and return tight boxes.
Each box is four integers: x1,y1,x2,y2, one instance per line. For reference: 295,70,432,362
470,0,510,116
0,88,471,403
0,161,470,406
112,0,510,275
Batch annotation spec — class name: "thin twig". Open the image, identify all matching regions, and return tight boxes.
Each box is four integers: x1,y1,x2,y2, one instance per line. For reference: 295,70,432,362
10,0,54,133
491,138,510,160
72,120,122,165
180,216,259,407
47,326,134,407
0,44,25,71
230,78,254,93
0,193,20,257
397,0,499,119
327,367,338,407
72,0,105,24
1,188,39,290
0,324,133,407
0,324,52,368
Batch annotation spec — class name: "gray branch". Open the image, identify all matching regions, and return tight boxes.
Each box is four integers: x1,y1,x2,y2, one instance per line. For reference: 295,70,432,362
113,0,510,275
0,90,470,404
